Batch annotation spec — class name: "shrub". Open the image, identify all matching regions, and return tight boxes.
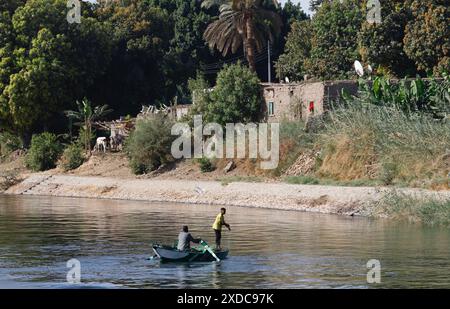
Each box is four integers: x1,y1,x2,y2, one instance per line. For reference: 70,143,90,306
60,143,85,171
208,62,262,125
0,132,23,157
125,114,175,175
25,133,63,171
197,157,215,173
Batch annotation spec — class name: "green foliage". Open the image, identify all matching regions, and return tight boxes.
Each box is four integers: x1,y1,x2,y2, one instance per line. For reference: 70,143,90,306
65,98,112,152
318,102,450,187
148,0,214,86
275,20,312,81
125,115,175,175
284,175,381,187
272,119,316,176
358,1,416,77
186,73,212,122
0,132,22,157
306,0,364,80
0,0,112,137
25,132,63,171
372,191,450,227
197,157,215,173
95,0,176,115
1,0,448,147
404,0,450,75
59,143,85,172
309,0,324,13
278,0,448,80
278,0,309,27
202,0,282,71
76,126,96,153
208,63,262,125
285,175,320,185
380,161,398,186
276,0,309,57
346,76,450,117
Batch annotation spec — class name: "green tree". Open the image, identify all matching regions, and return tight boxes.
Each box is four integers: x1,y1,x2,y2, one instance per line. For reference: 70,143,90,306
358,0,416,77
275,20,312,81
404,0,450,75
202,0,282,72
150,0,214,72
208,63,262,125
93,0,174,115
274,0,309,77
309,0,325,12
147,0,216,104
0,0,112,142
306,0,364,80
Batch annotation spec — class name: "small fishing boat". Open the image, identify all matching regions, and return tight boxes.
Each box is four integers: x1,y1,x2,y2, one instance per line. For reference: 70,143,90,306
152,244,229,262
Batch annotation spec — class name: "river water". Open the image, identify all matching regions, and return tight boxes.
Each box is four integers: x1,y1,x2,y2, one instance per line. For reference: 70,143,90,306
0,194,449,289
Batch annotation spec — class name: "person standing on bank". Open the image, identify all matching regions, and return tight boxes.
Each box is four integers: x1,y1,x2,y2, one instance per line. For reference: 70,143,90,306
212,208,231,250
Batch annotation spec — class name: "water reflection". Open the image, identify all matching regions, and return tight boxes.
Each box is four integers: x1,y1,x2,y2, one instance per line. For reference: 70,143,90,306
0,194,449,288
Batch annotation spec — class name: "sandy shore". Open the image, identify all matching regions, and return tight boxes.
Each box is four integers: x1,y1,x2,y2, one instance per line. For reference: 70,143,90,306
4,174,450,217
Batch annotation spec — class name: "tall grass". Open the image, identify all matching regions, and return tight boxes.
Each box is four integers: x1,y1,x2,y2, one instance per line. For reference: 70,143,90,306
317,103,450,188
272,119,317,176
371,191,450,227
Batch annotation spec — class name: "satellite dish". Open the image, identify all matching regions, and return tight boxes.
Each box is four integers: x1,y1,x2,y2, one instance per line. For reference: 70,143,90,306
367,65,373,74
285,77,290,84
354,60,364,77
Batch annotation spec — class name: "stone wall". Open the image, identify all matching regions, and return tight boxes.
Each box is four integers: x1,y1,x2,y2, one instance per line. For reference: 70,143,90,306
262,81,359,122
187,80,361,123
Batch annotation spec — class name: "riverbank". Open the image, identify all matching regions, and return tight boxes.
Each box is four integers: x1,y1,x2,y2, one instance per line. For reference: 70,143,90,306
4,173,450,219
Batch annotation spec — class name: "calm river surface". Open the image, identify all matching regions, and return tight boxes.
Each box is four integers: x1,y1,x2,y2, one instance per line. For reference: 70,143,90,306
0,194,449,289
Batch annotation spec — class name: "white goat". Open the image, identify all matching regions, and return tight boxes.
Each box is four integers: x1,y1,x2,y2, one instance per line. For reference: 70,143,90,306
94,137,108,153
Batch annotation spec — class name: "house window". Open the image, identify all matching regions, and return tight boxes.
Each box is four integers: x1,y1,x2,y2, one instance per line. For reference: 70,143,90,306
268,102,275,116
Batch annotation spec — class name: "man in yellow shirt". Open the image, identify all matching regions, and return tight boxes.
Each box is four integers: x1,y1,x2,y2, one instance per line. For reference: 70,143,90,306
212,208,231,250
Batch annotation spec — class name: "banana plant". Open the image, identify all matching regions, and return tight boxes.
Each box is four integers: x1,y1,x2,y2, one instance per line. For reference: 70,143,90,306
342,74,449,119
64,98,112,154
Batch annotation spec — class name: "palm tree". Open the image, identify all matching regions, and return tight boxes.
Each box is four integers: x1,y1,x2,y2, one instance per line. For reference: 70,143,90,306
64,98,112,154
202,0,282,72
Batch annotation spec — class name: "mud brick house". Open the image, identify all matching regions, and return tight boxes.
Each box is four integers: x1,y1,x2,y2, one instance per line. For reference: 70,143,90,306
261,81,359,122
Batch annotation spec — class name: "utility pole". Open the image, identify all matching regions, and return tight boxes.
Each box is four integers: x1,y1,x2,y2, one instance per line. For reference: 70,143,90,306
267,40,271,83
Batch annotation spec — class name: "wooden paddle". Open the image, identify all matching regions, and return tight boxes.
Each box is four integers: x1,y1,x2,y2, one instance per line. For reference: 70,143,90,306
200,240,221,262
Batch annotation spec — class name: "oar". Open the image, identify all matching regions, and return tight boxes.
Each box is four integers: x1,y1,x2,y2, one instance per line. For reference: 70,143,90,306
200,240,220,262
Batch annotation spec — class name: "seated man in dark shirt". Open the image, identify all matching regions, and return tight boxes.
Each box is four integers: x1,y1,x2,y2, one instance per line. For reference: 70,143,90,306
177,226,201,251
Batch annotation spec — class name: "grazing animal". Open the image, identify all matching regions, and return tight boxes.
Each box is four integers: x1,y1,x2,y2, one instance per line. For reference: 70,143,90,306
94,137,108,153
